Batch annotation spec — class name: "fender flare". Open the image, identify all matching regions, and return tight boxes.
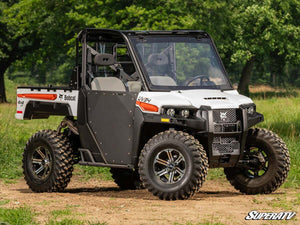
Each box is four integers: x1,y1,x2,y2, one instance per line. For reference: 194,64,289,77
24,101,73,119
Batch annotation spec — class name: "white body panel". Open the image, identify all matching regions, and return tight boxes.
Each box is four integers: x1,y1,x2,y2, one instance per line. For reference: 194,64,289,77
136,89,253,113
15,88,79,120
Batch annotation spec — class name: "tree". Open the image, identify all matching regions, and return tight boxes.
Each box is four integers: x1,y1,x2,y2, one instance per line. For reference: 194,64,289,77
0,0,21,103
0,0,80,102
1,0,299,102
228,0,300,95
1,0,228,102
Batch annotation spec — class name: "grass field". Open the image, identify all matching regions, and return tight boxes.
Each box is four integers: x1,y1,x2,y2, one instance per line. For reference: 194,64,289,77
0,78,299,187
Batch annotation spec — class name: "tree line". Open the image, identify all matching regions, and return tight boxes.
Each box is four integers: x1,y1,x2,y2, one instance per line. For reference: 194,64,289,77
0,0,299,102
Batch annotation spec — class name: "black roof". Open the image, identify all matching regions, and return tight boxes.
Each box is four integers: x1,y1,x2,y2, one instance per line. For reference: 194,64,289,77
77,28,209,41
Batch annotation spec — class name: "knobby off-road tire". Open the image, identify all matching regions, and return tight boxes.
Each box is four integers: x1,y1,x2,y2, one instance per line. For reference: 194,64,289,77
224,128,290,195
110,168,144,190
63,128,81,164
23,130,75,192
139,130,208,200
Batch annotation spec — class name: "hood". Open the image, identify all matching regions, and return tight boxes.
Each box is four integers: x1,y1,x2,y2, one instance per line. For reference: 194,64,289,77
137,89,253,112
172,89,253,109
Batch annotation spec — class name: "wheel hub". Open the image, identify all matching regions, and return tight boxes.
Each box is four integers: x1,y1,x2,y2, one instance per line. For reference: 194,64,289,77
167,162,175,169
240,146,269,178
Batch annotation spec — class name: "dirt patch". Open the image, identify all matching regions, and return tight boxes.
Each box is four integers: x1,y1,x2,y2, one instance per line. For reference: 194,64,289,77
0,176,299,225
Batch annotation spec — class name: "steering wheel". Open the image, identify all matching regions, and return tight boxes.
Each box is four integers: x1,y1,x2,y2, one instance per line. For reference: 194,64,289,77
185,75,211,86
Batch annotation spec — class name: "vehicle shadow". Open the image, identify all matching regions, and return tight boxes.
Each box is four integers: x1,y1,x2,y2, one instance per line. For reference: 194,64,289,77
16,185,287,201
16,185,276,201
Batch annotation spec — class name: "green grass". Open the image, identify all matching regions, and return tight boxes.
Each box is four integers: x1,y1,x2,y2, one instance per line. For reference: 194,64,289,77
265,192,300,211
254,97,300,188
0,206,106,225
75,166,112,181
50,208,73,219
0,104,62,179
0,206,35,225
0,77,299,188
5,77,18,104
0,200,10,206
46,218,84,225
47,206,106,225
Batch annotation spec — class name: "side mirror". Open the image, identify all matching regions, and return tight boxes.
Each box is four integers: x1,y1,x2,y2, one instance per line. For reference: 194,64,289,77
94,53,116,66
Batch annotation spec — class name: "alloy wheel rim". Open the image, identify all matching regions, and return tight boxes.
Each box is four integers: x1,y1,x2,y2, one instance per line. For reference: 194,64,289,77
245,146,269,178
153,149,186,184
31,146,52,180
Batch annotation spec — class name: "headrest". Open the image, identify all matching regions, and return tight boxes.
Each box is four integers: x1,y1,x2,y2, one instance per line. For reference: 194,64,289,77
94,53,116,66
148,53,168,66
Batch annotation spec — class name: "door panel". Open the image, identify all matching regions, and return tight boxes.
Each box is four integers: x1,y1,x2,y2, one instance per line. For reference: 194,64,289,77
87,91,137,164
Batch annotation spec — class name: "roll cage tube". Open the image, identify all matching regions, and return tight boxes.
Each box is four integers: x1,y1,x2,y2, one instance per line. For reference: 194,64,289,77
77,29,149,91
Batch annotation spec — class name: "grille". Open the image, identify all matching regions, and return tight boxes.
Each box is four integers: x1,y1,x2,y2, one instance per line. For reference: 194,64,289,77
213,137,235,143
212,137,240,156
214,124,222,132
213,121,241,133
213,109,237,123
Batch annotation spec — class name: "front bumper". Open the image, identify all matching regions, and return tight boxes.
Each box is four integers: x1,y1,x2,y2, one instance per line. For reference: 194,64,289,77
143,106,264,168
143,113,207,131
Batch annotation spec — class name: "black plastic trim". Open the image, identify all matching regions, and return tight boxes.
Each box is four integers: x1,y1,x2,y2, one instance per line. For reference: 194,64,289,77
23,101,72,119
248,112,264,127
78,148,134,169
143,113,206,131
18,86,74,91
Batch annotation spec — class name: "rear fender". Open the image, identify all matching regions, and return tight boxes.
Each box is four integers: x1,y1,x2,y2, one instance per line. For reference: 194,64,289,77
15,88,79,120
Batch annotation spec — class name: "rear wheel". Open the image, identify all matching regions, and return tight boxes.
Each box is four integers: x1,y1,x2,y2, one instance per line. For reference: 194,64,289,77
224,128,290,194
110,168,143,190
23,130,74,192
139,130,208,200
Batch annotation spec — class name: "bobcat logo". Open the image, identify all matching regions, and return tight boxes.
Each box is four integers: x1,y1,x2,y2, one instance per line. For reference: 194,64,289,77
220,111,228,121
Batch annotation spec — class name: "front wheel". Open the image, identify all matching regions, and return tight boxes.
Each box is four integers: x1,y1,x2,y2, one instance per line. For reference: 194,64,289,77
139,130,208,200
224,128,290,194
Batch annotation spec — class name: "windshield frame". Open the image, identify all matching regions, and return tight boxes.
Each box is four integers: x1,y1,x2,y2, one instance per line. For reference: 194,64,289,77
128,34,233,91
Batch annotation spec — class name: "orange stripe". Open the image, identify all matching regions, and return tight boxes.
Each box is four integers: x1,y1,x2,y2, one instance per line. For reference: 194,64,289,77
17,93,57,100
136,101,158,112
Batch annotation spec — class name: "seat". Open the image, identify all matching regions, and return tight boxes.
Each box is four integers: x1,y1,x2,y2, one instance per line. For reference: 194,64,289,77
149,76,177,86
91,77,126,92
127,81,142,92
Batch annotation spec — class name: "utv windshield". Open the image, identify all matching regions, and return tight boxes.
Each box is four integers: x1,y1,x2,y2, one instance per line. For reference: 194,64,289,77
130,36,232,90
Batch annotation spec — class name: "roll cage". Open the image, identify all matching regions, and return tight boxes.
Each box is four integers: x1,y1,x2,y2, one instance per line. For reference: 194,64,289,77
72,28,233,92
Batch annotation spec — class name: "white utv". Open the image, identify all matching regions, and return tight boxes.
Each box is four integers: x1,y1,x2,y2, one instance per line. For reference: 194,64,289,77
16,29,290,200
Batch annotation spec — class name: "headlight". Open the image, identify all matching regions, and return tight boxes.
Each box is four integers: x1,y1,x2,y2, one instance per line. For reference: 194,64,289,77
164,108,194,118
247,106,255,115
166,108,175,117
180,109,190,118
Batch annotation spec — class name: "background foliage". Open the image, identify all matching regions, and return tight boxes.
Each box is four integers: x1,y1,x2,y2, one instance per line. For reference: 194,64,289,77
0,0,299,101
